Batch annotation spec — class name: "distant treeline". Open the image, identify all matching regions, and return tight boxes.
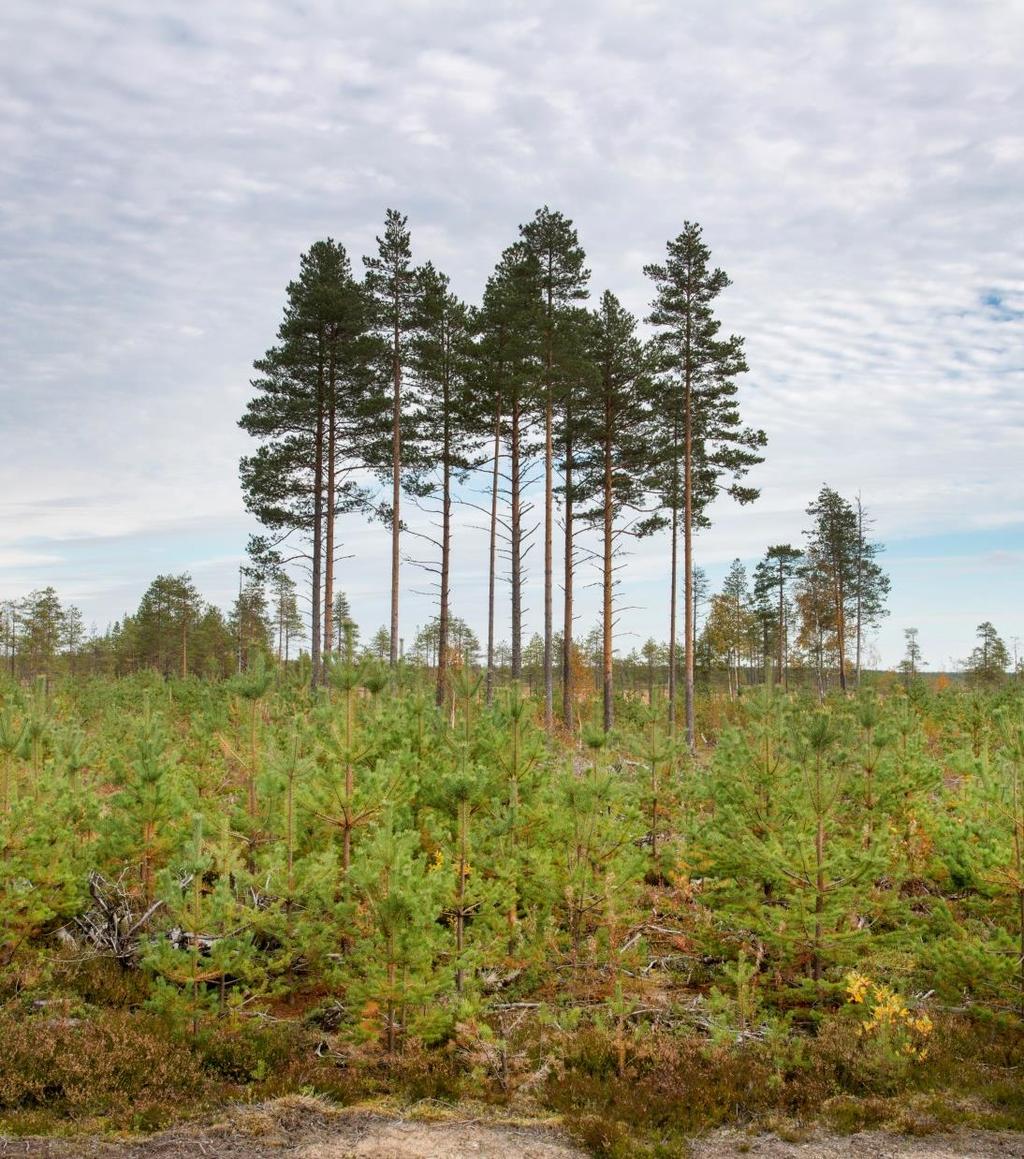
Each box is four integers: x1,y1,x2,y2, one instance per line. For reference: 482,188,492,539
2,570,1017,697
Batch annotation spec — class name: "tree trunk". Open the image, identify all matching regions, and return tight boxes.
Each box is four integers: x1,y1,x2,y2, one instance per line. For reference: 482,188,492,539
389,315,401,668
667,498,678,736
813,806,825,983
510,388,522,681
602,416,614,732
436,391,452,709
855,496,864,689
456,799,467,994
683,373,695,750
311,338,325,688
777,560,786,687
542,268,556,731
543,387,554,730
324,333,337,672
562,419,574,730
836,571,847,692
485,398,502,704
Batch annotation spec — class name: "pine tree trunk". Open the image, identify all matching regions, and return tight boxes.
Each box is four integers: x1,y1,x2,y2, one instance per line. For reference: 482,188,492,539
814,809,825,983
510,389,522,681
389,317,401,668
324,334,337,671
437,409,452,709
777,561,786,686
456,798,467,994
836,571,847,692
602,418,614,732
544,386,554,729
311,342,325,689
544,279,551,727
683,374,696,750
562,419,574,730
485,399,501,705
855,497,864,689
667,498,678,736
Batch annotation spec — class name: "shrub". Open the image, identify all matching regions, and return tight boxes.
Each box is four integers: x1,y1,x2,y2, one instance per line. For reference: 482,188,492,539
0,1008,208,1130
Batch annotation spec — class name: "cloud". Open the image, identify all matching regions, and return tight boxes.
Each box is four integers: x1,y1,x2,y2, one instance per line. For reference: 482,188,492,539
0,0,1021,665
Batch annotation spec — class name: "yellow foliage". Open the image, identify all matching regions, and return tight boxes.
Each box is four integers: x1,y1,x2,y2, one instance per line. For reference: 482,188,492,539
843,972,932,1062
845,971,870,1004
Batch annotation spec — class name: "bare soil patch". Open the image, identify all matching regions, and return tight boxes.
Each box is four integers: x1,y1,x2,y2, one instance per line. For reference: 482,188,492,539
0,1097,583,1158
691,1126,1024,1158
3,1098,1024,1158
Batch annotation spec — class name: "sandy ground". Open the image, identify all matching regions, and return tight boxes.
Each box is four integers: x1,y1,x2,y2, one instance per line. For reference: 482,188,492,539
2,1098,1024,1158
692,1127,1024,1158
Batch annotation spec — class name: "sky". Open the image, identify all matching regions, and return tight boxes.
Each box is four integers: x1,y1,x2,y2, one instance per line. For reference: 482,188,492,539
1,0,1022,670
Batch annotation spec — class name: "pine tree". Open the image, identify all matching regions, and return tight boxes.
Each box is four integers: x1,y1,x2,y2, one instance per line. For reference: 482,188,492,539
133,574,205,678
346,810,450,1051
898,627,925,688
240,240,372,686
640,638,663,706
314,245,377,669
363,210,418,669
986,711,1024,1013
519,207,589,730
703,565,755,698
852,496,891,687
333,591,359,662
644,223,765,746
365,626,391,662
725,560,753,692
753,545,803,687
224,655,273,868
144,815,269,1035
407,262,481,707
965,622,1011,687
412,616,481,670
107,699,188,903
16,587,74,679
313,661,396,879
554,306,598,728
0,772,84,984
475,245,542,685
271,571,303,664
576,292,661,731
699,704,882,983
229,581,272,672
802,486,889,693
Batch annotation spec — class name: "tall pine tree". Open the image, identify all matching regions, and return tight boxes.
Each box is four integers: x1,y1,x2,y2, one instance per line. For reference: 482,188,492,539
407,262,481,706
240,240,371,686
363,210,418,669
577,292,661,731
644,223,765,746
519,208,589,730
475,244,542,687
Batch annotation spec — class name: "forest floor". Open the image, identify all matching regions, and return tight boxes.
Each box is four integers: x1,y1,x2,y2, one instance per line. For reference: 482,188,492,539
2,1098,1024,1158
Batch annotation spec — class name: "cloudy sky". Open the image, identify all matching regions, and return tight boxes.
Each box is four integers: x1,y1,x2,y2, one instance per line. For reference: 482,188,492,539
1,0,1022,670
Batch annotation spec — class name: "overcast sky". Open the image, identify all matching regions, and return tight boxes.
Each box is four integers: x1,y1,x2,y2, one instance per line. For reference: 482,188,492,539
1,0,1022,670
